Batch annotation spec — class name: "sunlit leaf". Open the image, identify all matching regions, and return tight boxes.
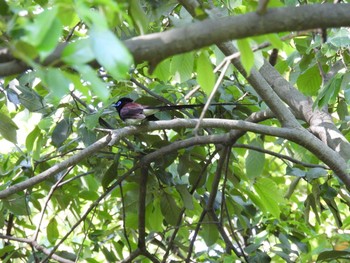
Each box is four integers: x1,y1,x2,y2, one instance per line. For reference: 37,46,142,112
237,38,254,75
43,68,71,99
170,52,194,83
245,138,265,179
266,34,284,49
129,0,148,35
197,51,215,95
76,65,110,101
47,218,59,244
297,65,321,96
314,74,342,109
90,26,133,80
152,57,172,82
0,111,18,143
146,198,164,232
26,126,41,153
62,39,95,65
23,8,62,55
254,177,284,218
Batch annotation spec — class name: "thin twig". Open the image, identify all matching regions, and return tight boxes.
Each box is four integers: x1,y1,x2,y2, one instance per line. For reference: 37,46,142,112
120,183,132,252
41,165,139,262
0,234,74,263
138,165,149,249
233,143,329,169
194,60,231,135
130,77,173,105
33,167,74,241
161,150,219,262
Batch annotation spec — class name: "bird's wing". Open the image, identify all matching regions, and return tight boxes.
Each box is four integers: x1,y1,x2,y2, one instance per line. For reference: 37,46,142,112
119,103,145,120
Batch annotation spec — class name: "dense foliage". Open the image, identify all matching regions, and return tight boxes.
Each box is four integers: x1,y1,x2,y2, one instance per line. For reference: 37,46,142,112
1,0,350,262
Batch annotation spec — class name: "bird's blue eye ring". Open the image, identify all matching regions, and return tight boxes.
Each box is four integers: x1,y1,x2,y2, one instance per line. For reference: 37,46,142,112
116,101,122,107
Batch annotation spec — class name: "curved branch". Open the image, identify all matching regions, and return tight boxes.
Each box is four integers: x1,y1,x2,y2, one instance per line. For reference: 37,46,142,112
125,4,350,64
1,4,350,76
259,61,350,160
0,118,349,199
0,234,74,263
0,134,112,199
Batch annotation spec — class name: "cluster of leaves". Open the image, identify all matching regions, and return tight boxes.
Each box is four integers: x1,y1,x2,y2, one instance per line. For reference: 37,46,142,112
0,0,350,262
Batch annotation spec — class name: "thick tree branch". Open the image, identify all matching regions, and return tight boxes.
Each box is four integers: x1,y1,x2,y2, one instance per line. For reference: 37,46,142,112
0,134,112,199
180,0,350,185
126,4,350,65
259,61,350,160
1,4,350,76
0,118,349,199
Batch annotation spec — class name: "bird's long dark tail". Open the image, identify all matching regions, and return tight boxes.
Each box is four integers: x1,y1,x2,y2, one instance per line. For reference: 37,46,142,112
145,102,252,111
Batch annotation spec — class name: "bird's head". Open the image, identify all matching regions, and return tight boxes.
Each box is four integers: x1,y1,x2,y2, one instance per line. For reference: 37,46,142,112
112,97,134,113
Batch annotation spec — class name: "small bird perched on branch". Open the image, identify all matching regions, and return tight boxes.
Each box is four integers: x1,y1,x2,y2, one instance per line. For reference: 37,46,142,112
112,97,251,124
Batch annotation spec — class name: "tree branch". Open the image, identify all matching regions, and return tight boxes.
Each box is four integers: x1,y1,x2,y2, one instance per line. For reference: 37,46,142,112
1,117,349,199
259,61,350,160
138,165,149,250
1,4,350,76
0,234,74,263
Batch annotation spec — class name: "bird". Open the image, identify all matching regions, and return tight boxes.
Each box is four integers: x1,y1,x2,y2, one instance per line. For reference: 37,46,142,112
112,97,251,124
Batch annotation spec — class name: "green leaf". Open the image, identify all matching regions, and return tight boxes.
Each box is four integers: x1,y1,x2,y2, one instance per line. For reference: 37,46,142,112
152,57,172,82
189,169,207,189
0,111,18,143
266,34,284,49
0,0,9,16
37,17,62,55
26,126,41,153
317,250,350,262
337,99,348,120
129,0,148,35
16,84,46,113
160,192,182,226
297,65,321,96
52,118,71,147
305,168,327,181
101,246,118,262
23,8,62,54
102,161,119,189
90,26,133,80
4,194,28,216
47,218,59,244
170,52,194,83
176,184,194,210
43,68,71,100
146,198,164,232
237,38,254,75
62,39,95,65
76,65,110,101
33,133,44,161
202,214,219,246
329,28,350,48
314,74,342,108
245,138,265,179
79,190,100,201
197,51,215,95
0,246,15,259
254,177,284,218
